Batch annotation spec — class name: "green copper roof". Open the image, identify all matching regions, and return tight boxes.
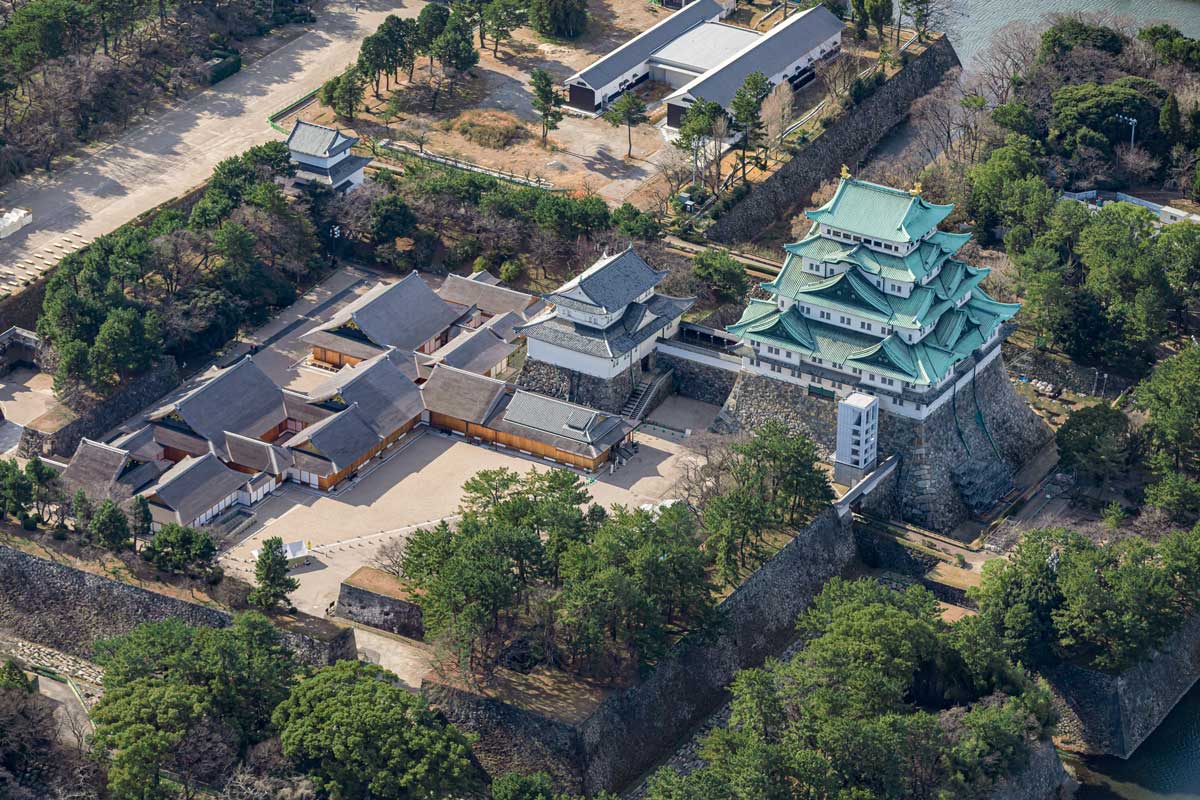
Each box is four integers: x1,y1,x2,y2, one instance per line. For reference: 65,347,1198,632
782,225,972,284
806,178,954,244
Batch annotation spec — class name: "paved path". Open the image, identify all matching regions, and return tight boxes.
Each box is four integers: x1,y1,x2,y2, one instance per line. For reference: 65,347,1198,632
0,0,416,288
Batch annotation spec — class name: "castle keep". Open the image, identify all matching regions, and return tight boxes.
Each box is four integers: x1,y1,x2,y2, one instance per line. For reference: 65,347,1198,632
721,177,1049,530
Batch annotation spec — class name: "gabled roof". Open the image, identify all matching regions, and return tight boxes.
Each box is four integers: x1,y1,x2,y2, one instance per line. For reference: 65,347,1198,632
286,120,357,158
149,357,285,449
285,405,381,473
665,4,842,108
518,294,694,358
145,454,249,525
225,432,293,475
489,390,633,458
420,365,509,425
307,349,424,437
302,273,470,353
569,0,725,90
60,438,162,501
436,273,540,317
545,247,667,314
426,327,517,376
806,178,953,244
483,311,524,343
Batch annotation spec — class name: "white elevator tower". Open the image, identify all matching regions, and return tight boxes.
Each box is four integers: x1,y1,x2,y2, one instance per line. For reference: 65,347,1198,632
834,392,878,486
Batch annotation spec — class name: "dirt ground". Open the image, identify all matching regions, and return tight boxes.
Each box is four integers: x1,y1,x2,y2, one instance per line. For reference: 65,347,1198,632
288,0,679,202
0,367,75,434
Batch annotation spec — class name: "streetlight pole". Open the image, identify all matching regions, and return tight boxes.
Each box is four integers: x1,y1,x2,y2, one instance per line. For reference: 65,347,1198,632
1116,113,1137,147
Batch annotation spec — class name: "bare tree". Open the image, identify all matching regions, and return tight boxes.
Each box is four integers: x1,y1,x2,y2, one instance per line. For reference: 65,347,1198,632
708,114,730,195
372,537,407,578
761,82,794,159
1115,143,1161,186
1167,144,1200,192
975,22,1038,106
818,52,863,102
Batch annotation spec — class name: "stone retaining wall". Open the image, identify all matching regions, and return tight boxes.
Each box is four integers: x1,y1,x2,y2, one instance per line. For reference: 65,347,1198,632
0,544,354,667
988,740,1073,800
1047,613,1200,758
708,36,962,244
656,352,738,407
515,358,636,415
18,357,180,458
713,372,838,452
429,506,859,794
1003,342,1133,400
336,580,424,639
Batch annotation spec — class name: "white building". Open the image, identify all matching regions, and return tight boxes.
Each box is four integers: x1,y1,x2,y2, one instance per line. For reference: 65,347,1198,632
517,247,693,380
285,120,371,193
834,392,878,486
563,1,841,129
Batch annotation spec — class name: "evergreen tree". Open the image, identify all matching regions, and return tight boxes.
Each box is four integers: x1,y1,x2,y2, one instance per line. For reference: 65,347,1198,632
730,71,771,180
430,12,479,111
603,91,648,158
1161,92,1183,145
416,3,451,71
0,659,31,692
530,68,564,143
483,0,524,56
130,495,153,548
90,500,131,551
528,0,587,39
249,536,299,611
72,488,93,533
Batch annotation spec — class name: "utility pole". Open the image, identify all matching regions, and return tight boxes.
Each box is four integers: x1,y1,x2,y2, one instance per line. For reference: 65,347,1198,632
1116,113,1137,147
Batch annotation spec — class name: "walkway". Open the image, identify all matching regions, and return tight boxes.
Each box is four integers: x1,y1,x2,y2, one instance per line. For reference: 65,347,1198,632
0,0,420,283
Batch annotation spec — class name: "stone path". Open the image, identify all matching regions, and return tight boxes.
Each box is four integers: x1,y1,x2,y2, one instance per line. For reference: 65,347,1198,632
0,634,104,702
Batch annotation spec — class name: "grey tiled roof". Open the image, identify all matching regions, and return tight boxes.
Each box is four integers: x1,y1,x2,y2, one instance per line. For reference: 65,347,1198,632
307,349,423,438
420,365,508,425
302,274,470,353
428,328,517,375
546,248,667,314
667,4,842,108
483,311,523,343
146,454,249,526
149,357,286,450
519,294,694,358
286,120,357,158
284,405,381,472
295,155,372,188
571,0,724,90
436,274,538,316
225,432,292,475
492,391,632,457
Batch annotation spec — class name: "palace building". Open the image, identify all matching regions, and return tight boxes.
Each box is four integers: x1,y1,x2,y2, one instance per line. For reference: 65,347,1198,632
726,176,1020,421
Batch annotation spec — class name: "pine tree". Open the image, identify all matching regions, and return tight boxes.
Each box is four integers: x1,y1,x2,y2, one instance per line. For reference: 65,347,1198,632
530,68,564,143
72,489,92,533
1161,93,1182,145
90,500,131,551
603,91,648,158
249,537,299,611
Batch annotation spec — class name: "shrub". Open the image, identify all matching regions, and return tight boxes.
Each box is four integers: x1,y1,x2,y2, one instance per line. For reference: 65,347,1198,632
499,259,523,283
456,113,528,149
208,53,242,85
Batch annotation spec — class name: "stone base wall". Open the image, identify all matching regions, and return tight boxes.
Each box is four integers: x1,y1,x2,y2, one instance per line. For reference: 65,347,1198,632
0,544,354,667
712,354,1049,532
879,354,1051,532
1002,341,1132,400
714,372,838,453
656,352,738,407
18,357,180,458
336,581,424,640
515,358,636,415
987,740,1073,800
429,507,860,794
707,36,962,244
1048,613,1200,758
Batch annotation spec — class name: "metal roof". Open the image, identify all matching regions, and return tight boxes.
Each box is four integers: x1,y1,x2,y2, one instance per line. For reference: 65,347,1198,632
545,247,667,314
499,391,626,448
286,120,357,158
570,0,725,90
806,178,954,244
650,21,759,73
666,4,842,108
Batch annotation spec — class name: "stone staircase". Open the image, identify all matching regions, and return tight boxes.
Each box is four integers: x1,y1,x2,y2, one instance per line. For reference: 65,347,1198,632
622,370,673,421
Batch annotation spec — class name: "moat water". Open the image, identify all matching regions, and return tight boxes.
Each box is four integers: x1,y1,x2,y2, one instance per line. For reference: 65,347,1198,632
949,0,1200,70
946,4,1200,795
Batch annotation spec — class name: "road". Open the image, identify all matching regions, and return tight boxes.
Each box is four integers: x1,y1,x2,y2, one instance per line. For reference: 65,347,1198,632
0,0,415,291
